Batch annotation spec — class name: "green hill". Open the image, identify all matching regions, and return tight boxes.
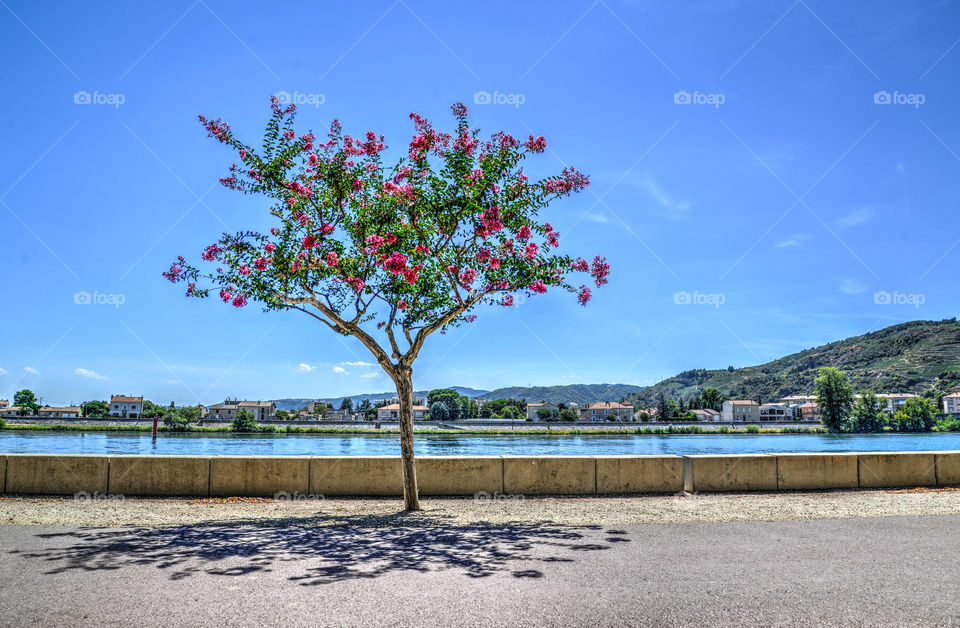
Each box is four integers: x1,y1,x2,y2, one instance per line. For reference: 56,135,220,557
479,383,646,405
628,318,960,408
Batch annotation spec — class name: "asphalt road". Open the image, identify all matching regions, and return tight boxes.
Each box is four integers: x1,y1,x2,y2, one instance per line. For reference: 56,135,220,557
1,515,958,627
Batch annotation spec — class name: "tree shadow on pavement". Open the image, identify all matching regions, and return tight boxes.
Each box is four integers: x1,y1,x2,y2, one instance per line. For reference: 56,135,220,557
10,512,628,585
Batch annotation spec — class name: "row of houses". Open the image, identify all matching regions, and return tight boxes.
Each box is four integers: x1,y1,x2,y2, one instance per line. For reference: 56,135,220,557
713,392,945,423
0,395,145,419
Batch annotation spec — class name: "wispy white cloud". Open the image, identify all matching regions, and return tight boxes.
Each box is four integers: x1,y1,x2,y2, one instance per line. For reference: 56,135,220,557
296,363,316,373
24,367,39,375
332,366,347,374
835,207,874,228
360,372,379,379
775,233,811,248
639,176,691,219
0,367,8,375
838,279,866,295
585,212,609,224
75,368,107,380
342,361,373,367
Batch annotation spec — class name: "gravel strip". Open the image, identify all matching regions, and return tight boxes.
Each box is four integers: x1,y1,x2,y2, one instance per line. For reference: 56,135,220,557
1,488,959,528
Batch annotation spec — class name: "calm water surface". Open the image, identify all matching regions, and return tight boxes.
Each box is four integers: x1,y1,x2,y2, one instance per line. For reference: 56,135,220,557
1,431,959,456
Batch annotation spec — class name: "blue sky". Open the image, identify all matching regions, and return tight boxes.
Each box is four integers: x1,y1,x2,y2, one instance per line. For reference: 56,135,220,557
1,0,958,406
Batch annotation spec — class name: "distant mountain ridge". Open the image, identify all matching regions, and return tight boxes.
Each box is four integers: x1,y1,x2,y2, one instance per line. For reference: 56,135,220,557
627,318,960,408
269,383,646,410
478,383,647,405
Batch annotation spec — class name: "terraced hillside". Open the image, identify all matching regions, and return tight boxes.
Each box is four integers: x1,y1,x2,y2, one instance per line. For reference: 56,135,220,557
628,319,960,407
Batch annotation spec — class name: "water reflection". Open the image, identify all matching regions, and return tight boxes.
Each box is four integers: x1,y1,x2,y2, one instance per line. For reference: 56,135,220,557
1,430,959,456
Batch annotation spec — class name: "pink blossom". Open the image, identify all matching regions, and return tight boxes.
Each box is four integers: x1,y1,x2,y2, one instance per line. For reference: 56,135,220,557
202,244,221,261
544,167,590,195
516,225,532,241
220,288,233,303
489,257,501,270
459,267,477,286
302,234,317,249
464,314,477,323
591,255,610,287
383,252,408,275
499,295,514,307
528,280,547,294
319,223,334,235
253,256,269,271
398,300,408,310
403,265,422,284
365,235,385,249
232,293,248,308
239,265,250,276
326,251,339,267
524,134,546,153
577,285,592,306
523,242,539,260
571,258,589,272
346,276,365,293
414,244,430,255
546,231,559,248
283,130,295,141
162,263,183,282
186,282,197,296
198,115,230,142
265,243,276,254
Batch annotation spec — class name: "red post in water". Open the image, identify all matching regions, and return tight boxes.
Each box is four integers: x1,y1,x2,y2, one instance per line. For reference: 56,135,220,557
152,415,158,438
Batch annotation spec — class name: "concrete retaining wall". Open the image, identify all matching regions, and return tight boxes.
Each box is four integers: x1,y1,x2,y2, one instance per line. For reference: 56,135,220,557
596,455,684,493
935,451,960,486
1,452,958,497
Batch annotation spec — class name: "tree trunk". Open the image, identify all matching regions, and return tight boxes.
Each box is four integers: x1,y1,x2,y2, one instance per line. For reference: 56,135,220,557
395,367,421,511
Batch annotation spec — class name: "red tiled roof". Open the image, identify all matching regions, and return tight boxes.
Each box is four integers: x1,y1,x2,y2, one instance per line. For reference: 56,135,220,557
110,395,143,403
584,401,633,410
379,403,428,411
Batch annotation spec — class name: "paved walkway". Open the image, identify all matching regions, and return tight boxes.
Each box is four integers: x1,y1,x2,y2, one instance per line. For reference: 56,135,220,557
1,515,958,626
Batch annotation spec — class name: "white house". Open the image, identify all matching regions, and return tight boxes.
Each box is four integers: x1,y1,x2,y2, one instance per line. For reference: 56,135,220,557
109,395,143,418
759,403,795,421
377,403,428,420
38,406,81,419
526,402,559,421
944,393,960,415
721,400,760,422
581,402,634,422
691,408,722,422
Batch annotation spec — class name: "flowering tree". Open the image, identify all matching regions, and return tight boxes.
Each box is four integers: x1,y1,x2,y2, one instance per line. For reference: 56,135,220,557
164,98,609,510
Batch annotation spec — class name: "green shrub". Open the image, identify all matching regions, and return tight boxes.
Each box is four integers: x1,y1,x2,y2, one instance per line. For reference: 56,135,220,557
745,424,760,433
231,409,259,432
936,418,960,432
0,417,5,430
